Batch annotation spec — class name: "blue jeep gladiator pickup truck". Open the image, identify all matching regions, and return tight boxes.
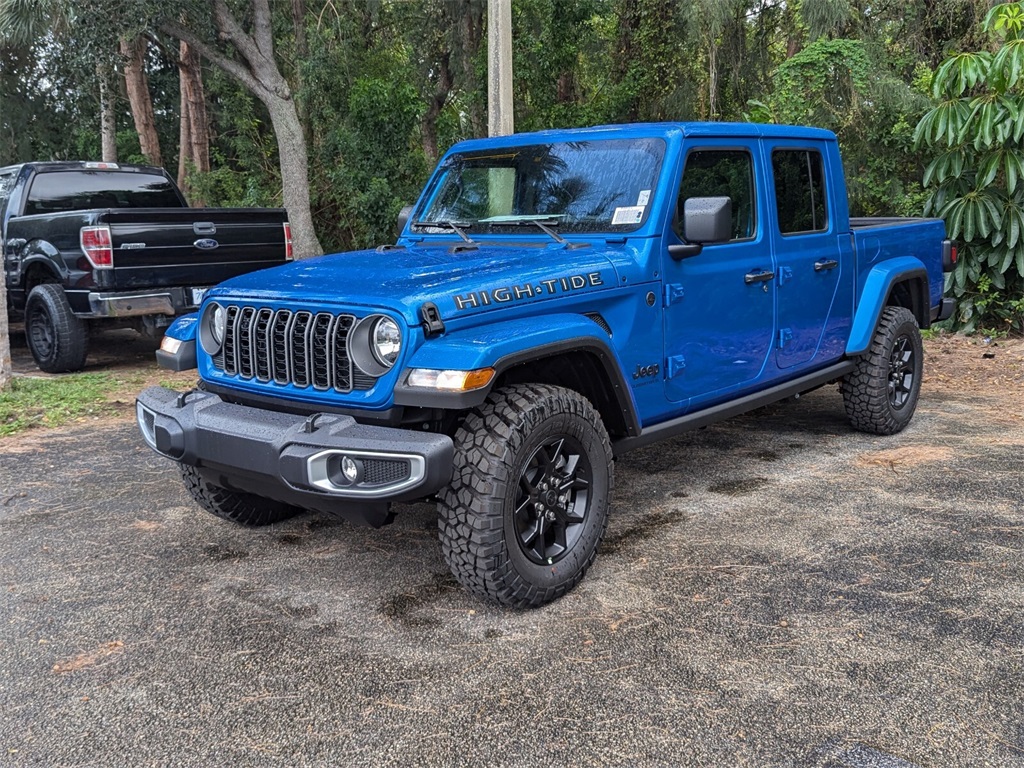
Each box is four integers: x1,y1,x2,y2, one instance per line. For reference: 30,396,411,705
137,123,955,607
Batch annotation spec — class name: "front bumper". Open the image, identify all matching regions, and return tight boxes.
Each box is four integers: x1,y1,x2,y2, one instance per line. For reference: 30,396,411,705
136,386,454,526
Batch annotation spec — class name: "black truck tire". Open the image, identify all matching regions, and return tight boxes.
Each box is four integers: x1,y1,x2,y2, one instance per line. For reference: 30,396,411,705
179,464,302,526
841,306,923,435
438,384,613,608
24,284,89,373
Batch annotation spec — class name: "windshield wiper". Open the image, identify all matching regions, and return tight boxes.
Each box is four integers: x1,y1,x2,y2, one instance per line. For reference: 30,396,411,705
483,216,566,244
411,220,476,243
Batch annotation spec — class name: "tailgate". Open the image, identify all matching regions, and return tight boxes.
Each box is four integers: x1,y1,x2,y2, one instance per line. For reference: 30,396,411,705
104,208,289,291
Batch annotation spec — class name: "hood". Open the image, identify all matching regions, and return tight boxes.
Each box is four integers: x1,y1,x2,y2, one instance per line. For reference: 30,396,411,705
210,242,622,324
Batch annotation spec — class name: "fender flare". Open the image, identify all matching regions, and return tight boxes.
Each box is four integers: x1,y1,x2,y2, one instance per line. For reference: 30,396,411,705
393,313,641,435
846,257,929,356
19,250,64,286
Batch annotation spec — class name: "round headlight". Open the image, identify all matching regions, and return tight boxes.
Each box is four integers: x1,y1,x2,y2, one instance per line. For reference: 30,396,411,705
211,304,226,345
371,317,401,367
200,301,226,355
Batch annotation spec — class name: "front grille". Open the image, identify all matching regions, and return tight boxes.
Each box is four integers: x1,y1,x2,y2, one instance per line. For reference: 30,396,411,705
213,306,371,393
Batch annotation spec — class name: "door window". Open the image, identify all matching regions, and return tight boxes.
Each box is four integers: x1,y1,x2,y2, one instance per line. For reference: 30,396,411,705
0,172,15,220
675,150,756,241
772,149,828,234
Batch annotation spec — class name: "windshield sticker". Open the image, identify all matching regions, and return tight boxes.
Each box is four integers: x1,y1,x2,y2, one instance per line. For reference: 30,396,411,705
612,206,645,226
453,271,606,311
637,190,651,206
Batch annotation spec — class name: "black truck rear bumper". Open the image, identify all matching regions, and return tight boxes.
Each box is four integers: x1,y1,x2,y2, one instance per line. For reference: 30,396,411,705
136,386,454,527
66,287,207,318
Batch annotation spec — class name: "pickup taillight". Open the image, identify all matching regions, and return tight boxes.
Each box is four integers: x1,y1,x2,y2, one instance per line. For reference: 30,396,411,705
942,239,957,272
80,225,113,269
283,222,294,260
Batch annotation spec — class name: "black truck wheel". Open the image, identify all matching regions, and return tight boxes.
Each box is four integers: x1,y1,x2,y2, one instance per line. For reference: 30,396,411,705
25,284,89,373
179,464,302,526
438,384,613,608
841,306,923,435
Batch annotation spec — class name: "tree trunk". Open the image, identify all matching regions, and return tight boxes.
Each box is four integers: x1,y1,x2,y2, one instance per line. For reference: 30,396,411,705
421,52,453,165
177,41,210,205
177,67,191,191
121,36,162,166
0,282,10,391
98,63,118,162
160,0,323,258
461,0,486,137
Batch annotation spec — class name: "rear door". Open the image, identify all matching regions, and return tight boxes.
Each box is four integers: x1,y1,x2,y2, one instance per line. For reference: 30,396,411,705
765,142,849,368
662,141,776,406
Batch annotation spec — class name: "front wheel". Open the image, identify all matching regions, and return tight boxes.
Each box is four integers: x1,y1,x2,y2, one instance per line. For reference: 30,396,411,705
438,384,613,608
841,306,923,435
179,464,302,526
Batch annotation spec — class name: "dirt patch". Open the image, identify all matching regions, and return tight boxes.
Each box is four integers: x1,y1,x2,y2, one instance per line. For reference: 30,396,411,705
855,445,956,469
52,641,125,674
923,331,1024,392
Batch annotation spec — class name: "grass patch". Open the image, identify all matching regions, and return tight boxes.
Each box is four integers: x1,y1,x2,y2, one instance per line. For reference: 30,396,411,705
0,373,114,437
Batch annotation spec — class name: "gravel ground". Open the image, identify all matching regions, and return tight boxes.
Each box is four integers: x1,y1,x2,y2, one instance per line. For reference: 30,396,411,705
1,340,1022,767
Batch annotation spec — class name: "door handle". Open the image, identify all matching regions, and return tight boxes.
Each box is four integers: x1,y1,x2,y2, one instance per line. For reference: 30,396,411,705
814,258,839,271
744,269,775,285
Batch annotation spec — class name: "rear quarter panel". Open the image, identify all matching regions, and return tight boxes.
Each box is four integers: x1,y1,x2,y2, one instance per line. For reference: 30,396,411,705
852,219,946,310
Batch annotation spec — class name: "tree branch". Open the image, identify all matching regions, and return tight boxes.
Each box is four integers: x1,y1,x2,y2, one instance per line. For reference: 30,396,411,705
210,0,289,99
158,20,265,98
253,0,275,61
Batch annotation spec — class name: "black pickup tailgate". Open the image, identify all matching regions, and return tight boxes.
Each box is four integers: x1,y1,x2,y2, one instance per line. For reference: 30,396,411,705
103,208,289,290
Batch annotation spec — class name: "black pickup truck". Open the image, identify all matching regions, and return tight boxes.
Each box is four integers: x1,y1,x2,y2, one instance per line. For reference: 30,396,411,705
0,161,292,372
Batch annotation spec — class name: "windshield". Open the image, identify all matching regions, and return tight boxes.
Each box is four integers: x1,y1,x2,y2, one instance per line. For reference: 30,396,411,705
415,138,666,235
24,171,184,215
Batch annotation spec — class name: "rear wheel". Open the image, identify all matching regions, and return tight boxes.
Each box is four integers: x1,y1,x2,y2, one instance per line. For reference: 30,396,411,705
179,464,302,526
438,384,613,608
841,306,923,435
25,284,88,373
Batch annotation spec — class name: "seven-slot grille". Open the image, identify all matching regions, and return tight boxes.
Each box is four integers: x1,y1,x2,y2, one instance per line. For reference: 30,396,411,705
213,306,376,392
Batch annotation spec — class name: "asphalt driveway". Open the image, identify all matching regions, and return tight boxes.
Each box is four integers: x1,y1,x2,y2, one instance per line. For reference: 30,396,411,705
1,374,1022,766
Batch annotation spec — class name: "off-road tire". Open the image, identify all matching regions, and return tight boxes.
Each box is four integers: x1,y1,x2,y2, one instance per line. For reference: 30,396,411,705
438,384,613,608
179,463,302,526
25,284,88,373
841,306,923,435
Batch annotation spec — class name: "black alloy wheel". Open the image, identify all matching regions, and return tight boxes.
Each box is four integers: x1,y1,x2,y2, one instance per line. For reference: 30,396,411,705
514,435,592,566
888,334,916,410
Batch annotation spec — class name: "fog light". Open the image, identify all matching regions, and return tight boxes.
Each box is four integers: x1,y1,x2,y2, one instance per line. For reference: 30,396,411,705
328,454,364,487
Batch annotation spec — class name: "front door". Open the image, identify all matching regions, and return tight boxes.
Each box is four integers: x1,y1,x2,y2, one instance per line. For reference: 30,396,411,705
663,145,776,406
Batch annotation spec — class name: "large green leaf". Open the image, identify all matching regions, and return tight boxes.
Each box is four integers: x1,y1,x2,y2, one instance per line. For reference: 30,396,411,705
932,52,991,98
991,38,1024,90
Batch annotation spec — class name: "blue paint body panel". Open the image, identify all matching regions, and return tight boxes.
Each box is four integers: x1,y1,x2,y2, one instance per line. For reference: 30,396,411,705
178,122,948,435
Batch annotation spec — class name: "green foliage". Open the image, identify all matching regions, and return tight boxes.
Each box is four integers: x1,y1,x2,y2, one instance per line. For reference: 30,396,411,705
0,0,997,260
750,38,930,218
0,373,112,436
917,1,1024,333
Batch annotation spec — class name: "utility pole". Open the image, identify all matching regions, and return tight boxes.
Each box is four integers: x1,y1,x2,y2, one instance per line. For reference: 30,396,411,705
487,0,513,137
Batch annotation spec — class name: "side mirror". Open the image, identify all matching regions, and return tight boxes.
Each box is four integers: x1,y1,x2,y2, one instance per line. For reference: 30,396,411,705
397,205,413,236
668,196,732,260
